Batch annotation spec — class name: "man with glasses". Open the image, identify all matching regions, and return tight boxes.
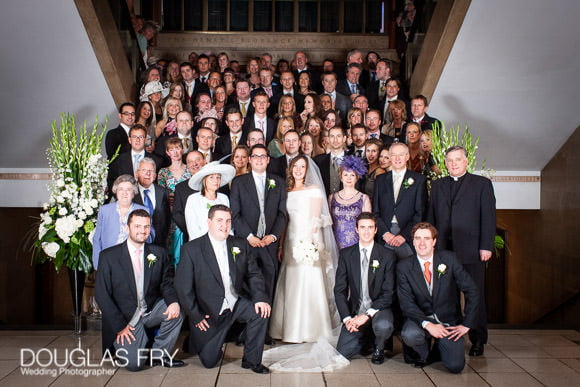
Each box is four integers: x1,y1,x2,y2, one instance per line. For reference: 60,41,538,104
106,102,136,160
230,145,287,341
107,124,162,197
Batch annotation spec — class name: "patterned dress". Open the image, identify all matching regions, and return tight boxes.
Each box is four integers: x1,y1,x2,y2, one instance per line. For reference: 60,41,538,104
330,192,365,249
158,166,191,263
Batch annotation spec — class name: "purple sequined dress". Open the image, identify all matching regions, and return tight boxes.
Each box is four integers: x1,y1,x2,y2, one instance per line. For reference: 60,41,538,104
331,194,365,249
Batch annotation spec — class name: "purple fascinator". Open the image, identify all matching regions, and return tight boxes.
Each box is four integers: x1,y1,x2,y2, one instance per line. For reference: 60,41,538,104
339,155,367,177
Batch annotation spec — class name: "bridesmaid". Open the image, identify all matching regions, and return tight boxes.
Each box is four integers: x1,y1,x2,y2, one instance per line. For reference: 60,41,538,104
329,156,371,249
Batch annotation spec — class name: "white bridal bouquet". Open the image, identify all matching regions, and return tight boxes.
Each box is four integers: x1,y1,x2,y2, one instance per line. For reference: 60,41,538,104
33,114,110,273
292,240,319,265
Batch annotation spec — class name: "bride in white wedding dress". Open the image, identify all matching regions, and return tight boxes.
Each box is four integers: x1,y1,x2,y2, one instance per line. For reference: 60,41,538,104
266,155,348,372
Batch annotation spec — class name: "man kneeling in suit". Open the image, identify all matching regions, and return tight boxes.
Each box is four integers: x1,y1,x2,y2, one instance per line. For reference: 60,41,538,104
175,205,271,374
95,209,184,371
334,212,395,365
397,222,479,373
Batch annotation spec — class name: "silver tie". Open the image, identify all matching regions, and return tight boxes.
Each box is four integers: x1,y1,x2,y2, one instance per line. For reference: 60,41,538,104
256,175,266,238
359,248,371,314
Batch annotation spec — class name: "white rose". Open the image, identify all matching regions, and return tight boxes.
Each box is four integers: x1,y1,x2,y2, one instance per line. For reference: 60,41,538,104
84,206,94,216
56,196,65,203
54,215,77,242
90,199,99,208
38,224,48,239
41,242,60,258
74,219,84,229
56,179,65,188
77,211,87,220
58,207,68,216
408,178,415,185
40,212,52,225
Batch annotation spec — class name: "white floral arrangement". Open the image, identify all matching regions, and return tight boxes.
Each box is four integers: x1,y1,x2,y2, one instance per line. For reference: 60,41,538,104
33,114,110,273
292,240,319,265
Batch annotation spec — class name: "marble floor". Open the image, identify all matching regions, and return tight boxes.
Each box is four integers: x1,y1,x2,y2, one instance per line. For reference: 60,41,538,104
0,329,579,387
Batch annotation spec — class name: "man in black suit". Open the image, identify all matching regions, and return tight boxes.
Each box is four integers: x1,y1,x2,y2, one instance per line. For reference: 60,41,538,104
242,92,275,145
337,63,367,102
273,71,305,112
397,222,479,373
230,144,287,306
181,62,209,113
105,102,135,160
225,79,254,119
215,109,247,158
175,205,271,373
251,68,281,117
321,72,351,122
314,126,347,196
155,111,195,168
267,129,301,179
172,150,206,242
196,127,222,163
367,59,392,111
334,212,395,365
293,51,322,93
365,109,394,145
409,95,440,132
134,158,171,247
107,125,162,194
373,142,427,260
428,146,496,357
95,209,184,371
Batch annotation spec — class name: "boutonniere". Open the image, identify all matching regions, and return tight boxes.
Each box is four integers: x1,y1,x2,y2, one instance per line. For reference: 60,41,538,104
231,246,241,261
437,264,447,278
403,177,415,189
267,178,276,190
371,260,380,273
146,253,157,268
206,202,212,209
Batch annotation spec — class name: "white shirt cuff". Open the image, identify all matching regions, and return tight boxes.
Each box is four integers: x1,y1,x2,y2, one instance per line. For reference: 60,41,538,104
366,308,378,318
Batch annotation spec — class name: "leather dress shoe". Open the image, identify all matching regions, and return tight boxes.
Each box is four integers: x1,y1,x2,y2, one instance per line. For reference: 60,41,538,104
152,357,185,368
469,343,484,357
371,347,385,365
264,335,276,346
413,359,428,368
241,360,270,374
403,344,420,364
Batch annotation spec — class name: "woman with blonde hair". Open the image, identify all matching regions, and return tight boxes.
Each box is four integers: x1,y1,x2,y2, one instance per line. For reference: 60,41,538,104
154,96,182,138
381,99,408,142
269,117,294,158
231,145,251,176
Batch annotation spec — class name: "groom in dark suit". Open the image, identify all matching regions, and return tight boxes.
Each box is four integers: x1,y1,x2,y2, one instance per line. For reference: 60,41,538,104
428,145,496,356
230,144,287,303
175,205,271,374
373,142,427,260
397,222,479,373
95,209,184,371
334,212,395,365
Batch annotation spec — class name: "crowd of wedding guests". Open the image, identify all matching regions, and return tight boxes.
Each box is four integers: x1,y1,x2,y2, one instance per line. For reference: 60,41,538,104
94,49,496,375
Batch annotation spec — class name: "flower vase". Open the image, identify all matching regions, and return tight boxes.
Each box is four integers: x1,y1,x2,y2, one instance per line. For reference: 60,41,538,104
67,268,86,336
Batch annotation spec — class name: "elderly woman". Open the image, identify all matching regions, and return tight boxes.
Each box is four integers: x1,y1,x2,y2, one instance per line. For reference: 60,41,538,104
361,138,386,201
231,145,250,176
269,117,294,158
92,175,152,269
155,96,182,138
329,156,371,249
184,162,236,241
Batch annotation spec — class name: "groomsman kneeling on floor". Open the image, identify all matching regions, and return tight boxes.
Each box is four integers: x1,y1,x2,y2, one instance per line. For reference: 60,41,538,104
95,209,184,371
334,212,395,365
175,204,271,374
397,222,479,373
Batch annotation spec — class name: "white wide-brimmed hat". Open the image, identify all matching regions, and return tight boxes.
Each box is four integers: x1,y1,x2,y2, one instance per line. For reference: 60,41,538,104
141,80,169,100
188,161,236,191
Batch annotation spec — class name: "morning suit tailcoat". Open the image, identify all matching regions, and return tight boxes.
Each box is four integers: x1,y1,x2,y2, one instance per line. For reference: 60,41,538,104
95,242,178,352
172,180,196,241
396,251,479,329
105,125,130,160
134,183,171,247
230,173,287,299
334,243,395,320
175,235,268,355
213,130,249,157
329,91,352,122
427,173,496,264
373,170,427,243
313,152,342,197
242,116,276,145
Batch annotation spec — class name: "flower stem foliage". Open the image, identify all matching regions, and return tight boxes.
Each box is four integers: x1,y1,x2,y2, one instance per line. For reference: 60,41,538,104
33,113,112,273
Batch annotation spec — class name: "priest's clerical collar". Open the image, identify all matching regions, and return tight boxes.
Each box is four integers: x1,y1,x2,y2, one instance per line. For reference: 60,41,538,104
451,173,466,182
